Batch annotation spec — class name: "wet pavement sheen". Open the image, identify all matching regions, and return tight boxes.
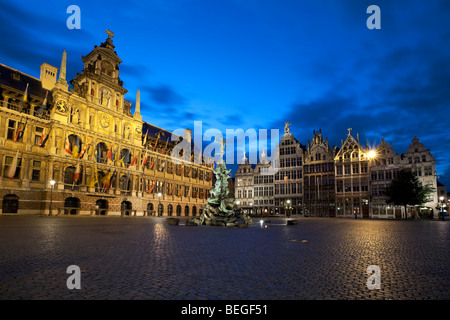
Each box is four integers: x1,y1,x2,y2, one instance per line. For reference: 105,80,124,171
0,215,449,300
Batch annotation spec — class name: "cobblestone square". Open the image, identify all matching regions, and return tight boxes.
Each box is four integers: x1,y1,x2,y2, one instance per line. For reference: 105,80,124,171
0,215,449,300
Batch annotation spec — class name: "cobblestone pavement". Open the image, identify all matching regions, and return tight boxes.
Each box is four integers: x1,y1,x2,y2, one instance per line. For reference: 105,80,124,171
0,215,449,300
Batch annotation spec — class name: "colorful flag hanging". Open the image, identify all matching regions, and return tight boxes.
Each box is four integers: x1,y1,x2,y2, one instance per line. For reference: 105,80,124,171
147,178,156,194
38,123,47,146
7,151,19,179
14,122,23,143
73,160,81,183
65,136,72,155
89,165,98,188
102,170,112,192
107,145,112,164
20,83,29,112
153,135,159,151
78,141,89,159
130,155,137,168
161,136,169,154
142,128,149,146
36,91,48,117
72,137,79,158
178,164,184,175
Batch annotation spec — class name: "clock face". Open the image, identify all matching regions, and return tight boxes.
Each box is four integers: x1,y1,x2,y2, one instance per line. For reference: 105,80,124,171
100,114,110,128
56,99,67,113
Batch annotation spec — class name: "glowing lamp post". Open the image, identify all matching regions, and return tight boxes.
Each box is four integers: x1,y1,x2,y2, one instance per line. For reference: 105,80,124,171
158,192,162,216
366,149,377,219
49,180,56,216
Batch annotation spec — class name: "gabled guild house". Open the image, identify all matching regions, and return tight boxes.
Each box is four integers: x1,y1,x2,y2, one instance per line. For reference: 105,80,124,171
0,33,213,216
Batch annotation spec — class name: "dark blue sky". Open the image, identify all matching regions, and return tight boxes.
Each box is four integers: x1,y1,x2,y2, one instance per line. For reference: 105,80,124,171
1,0,449,186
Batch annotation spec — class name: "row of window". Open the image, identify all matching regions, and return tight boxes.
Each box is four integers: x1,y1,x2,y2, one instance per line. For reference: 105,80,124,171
279,157,302,168
274,169,303,180
254,175,274,184
336,180,369,193
335,163,369,175
303,162,334,173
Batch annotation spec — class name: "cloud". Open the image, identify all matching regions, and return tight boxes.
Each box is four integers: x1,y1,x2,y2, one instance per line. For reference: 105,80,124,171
145,84,185,106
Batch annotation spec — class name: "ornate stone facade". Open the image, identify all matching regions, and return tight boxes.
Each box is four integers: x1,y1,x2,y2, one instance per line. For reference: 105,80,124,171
0,35,213,216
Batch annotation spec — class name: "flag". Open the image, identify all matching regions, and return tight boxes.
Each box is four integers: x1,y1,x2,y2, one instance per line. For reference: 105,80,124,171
107,146,112,163
20,83,29,112
161,136,169,154
72,137,79,158
36,91,48,117
89,165,98,188
142,128,149,146
38,123,47,146
117,155,125,167
178,164,184,175
169,185,174,196
14,123,23,142
7,151,19,179
40,127,52,148
65,137,72,155
94,146,100,163
130,155,137,167
73,160,81,183
188,167,192,177
150,157,155,169
153,134,160,151
78,141,89,159
102,170,112,192
110,170,117,188
142,150,148,167
147,178,156,194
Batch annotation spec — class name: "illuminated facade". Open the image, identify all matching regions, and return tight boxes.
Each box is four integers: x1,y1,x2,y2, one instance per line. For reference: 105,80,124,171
334,129,371,218
0,35,213,216
234,126,439,219
303,129,337,217
367,138,402,219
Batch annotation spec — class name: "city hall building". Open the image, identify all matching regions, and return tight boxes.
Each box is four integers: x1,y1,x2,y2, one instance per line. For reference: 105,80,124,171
0,34,213,216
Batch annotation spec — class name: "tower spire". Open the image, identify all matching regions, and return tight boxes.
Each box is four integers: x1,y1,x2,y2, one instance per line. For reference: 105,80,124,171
55,50,68,91
134,89,142,120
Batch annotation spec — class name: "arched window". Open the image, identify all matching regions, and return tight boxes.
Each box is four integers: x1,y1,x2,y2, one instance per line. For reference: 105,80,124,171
158,203,164,216
184,205,189,216
95,142,108,163
176,205,182,216
2,194,18,214
167,204,173,216
192,206,197,217
64,166,82,190
147,203,154,216
96,170,106,192
121,201,132,216
119,175,130,194
68,134,83,157
96,199,108,215
64,197,80,215
119,148,131,167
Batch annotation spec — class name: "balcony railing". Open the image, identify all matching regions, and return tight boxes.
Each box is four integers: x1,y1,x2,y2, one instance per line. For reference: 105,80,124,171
3,101,50,120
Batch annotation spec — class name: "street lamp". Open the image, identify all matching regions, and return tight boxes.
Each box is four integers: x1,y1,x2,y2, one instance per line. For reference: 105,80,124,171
439,196,445,221
286,199,292,217
49,180,55,216
366,149,377,219
158,192,162,217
